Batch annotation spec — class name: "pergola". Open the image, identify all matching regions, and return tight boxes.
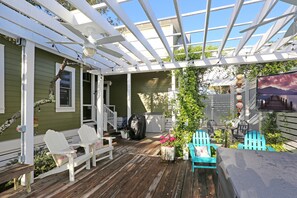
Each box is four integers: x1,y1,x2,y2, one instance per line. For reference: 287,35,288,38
1,0,297,75
1,0,297,184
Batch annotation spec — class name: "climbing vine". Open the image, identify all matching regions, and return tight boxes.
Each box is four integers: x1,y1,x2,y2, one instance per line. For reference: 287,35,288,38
237,60,296,80
171,46,213,156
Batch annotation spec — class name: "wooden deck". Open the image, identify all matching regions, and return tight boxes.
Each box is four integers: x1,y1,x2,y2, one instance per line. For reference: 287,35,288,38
0,134,217,198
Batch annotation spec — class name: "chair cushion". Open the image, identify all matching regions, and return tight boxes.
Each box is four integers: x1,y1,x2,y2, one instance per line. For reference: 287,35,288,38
195,146,210,157
95,141,103,149
54,149,77,167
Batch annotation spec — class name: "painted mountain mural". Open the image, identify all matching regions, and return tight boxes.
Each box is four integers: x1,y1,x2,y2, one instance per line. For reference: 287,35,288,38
258,86,297,95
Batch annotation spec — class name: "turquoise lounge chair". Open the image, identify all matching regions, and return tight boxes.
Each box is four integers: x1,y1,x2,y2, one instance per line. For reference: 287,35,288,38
237,130,275,151
188,130,218,172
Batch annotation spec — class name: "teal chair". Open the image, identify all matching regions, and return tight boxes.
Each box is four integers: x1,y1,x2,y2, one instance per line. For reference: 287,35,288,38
188,130,218,172
237,130,275,151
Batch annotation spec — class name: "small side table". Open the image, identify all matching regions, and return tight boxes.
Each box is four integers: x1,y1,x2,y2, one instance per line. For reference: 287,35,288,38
0,163,34,193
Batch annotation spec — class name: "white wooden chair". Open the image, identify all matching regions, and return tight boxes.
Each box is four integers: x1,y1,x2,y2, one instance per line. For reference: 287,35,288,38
37,130,92,182
78,125,115,167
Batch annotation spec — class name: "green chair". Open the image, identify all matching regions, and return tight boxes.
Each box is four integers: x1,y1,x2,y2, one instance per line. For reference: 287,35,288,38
188,130,218,172
237,130,275,151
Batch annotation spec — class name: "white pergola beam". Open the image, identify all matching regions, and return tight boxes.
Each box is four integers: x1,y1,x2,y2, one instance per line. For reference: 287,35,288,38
234,0,278,55
67,0,150,66
217,0,244,58
34,0,130,68
268,31,297,53
173,0,188,59
202,0,212,59
139,0,175,61
102,51,297,75
1,0,84,44
252,5,297,54
0,4,114,68
104,0,162,63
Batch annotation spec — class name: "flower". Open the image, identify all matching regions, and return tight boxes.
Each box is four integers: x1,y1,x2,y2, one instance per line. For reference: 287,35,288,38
160,134,176,147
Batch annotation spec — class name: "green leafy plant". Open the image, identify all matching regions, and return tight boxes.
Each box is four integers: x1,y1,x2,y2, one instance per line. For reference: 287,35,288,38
261,112,286,152
34,147,56,177
237,60,296,80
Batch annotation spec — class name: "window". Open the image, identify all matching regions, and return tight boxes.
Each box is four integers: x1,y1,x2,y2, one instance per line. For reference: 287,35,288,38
55,63,75,112
0,44,4,114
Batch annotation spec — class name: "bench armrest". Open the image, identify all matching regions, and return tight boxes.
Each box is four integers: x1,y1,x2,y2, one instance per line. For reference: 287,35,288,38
188,143,196,158
47,149,77,156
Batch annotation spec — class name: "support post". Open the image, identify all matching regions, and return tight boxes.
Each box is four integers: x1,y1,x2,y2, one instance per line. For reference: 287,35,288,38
245,79,250,121
91,74,95,122
96,74,104,140
80,67,83,126
210,95,214,120
230,85,235,114
171,70,176,127
127,73,131,122
21,40,35,185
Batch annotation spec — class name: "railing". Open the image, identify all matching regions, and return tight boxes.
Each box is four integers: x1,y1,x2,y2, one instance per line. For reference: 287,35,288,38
104,104,117,132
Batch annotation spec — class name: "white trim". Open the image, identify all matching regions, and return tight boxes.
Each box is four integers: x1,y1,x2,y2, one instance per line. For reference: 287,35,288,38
0,44,4,114
80,67,83,125
55,63,76,112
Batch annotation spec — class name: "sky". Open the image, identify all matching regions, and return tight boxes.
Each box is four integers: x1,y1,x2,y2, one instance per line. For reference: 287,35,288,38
105,0,292,49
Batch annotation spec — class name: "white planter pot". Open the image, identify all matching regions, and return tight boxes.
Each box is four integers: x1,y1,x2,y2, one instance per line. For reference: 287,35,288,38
160,146,175,161
120,130,129,139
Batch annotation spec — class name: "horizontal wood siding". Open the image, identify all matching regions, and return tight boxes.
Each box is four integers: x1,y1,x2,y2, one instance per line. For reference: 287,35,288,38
277,113,297,151
34,49,81,134
131,72,170,114
0,37,22,141
105,72,171,117
105,74,127,117
0,37,81,142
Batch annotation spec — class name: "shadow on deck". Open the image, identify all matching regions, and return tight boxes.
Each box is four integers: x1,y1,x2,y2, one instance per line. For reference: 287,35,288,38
0,135,217,198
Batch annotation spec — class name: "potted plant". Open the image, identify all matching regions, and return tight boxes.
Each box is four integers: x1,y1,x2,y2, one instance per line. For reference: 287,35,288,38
160,134,176,161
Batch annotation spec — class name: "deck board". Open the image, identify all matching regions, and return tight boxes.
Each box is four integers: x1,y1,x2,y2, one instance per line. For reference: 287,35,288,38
0,135,217,198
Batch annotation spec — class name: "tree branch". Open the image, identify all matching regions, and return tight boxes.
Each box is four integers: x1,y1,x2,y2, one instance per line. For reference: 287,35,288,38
0,58,70,135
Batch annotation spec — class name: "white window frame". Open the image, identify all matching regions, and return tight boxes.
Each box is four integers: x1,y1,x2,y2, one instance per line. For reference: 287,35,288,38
0,44,4,114
55,63,75,112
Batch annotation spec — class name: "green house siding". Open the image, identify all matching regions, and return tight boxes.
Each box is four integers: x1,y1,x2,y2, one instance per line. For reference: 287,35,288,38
0,38,22,141
34,49,81,134
106,71,171,117
0,37,81,142
105,74,127,117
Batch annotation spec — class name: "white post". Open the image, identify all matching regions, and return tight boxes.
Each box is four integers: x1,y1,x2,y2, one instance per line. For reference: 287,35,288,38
210,95,214,120
171,70,176,127
21,40,35,185
96,74,104,139
106,82,110,106
127,73,131,121
245,79,250,121
91,74,95,122
80,67,83,126
230,85,235,114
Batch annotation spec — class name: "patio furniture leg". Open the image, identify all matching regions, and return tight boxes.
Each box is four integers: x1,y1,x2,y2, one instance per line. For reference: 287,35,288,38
25,173,31,193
